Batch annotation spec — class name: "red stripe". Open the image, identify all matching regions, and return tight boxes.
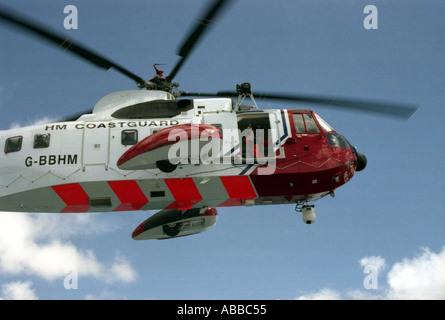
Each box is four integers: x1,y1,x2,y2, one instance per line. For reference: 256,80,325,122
108,180,148,211
52,183,90,213
218,176,257,207
165,178,202,210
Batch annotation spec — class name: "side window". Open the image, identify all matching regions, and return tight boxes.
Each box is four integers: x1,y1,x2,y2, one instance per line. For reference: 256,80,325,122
292,113,320,133
303,114,320,133
121,130,138,145
210,123,223,136
292,114,306,133
34,133,51,149
5,136,23,154
210,123,222,131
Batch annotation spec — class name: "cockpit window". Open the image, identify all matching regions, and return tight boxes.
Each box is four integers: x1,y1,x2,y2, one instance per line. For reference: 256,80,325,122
314,113,334,132
292,113,320,133
293,114,306,133
303,114,320,133
327,132,350,150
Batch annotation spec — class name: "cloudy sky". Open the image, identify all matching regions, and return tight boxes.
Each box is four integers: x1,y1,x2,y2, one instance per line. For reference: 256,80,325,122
0,0,444,300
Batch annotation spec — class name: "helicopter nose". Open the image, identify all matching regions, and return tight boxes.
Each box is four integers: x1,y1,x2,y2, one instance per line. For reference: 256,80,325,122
356,152,367,171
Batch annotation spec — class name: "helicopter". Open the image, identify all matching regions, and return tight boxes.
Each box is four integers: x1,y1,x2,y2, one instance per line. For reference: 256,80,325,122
0,0,417,240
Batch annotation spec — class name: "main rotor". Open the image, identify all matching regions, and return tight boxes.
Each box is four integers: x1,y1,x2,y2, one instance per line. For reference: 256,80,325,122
0,0,418,119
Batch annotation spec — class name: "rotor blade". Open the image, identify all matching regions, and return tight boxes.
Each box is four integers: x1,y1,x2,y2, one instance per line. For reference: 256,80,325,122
181,91,418,119
166,0,234,82
0,5,146,86
244,92,419,119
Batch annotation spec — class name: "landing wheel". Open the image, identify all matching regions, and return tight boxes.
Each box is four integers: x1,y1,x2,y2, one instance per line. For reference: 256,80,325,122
163,223,181,237
156,160,177,173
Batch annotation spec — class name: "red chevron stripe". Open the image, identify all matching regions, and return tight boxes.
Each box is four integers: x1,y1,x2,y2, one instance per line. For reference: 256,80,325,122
165,178,202,210
218,176,257,206
108,180,148,211
52,183,90,213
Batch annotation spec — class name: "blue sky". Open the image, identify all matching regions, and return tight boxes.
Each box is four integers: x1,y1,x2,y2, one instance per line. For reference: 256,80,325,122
0,0,444,300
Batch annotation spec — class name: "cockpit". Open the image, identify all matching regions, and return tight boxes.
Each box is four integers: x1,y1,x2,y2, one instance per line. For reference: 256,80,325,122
292,111,351,150
291,111,335,133
313,112,351,150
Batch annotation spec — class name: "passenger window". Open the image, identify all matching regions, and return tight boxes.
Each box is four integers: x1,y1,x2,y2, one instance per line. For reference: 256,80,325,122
121,130,138,145
5,136,23,154
34,133,50,149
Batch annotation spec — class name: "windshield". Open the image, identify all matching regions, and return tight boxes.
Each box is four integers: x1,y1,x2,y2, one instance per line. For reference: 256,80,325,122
326,132,351,150
314,113,334,132
314,113,351,150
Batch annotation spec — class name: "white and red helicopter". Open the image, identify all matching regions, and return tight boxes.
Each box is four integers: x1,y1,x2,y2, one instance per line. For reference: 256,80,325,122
0,0,417,240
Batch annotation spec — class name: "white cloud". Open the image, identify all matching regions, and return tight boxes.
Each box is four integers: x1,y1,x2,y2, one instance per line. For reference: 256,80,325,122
9,116,60,130
386,246,445,299
295,288,342,300
0,212,137,283
295,245,445,300
85,289,121,300
360,255,386,273
0,281,38,300
107,253,137,284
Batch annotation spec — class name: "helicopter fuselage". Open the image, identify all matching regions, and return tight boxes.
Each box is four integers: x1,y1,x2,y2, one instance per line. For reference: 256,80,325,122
0,90,358,214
